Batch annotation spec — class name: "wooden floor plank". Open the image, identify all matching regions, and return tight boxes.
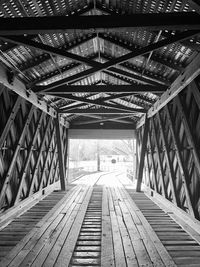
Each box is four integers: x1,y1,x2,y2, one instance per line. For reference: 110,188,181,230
101,186,115,267
113,187,154,267
108,188,126,267
2,173,200,267
110,187,138,267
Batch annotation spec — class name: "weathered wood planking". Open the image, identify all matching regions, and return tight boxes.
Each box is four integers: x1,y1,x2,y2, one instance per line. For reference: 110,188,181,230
109,187,138,267
2,172,200,267
0,185,83,266
128,190,200,267
101,177,176,267
101,186,115,267
0,189,68,262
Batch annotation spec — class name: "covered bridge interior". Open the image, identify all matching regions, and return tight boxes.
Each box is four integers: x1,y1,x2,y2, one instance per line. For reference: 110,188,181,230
0,0,200,266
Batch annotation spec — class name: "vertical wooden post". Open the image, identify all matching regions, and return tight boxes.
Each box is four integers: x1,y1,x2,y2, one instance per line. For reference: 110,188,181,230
55,114,67,191
136,116,149,192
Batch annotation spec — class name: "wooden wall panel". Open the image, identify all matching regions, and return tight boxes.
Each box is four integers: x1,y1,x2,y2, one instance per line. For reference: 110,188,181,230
136,76,200,220
0,86,68,212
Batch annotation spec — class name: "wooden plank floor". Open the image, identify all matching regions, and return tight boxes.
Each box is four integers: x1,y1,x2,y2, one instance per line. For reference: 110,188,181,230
1,173,200,266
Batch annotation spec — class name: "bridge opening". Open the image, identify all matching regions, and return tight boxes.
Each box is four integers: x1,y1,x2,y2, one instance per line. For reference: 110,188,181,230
68,138,136,185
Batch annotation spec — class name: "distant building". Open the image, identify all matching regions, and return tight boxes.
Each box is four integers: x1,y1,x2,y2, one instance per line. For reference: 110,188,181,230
100,154,127,163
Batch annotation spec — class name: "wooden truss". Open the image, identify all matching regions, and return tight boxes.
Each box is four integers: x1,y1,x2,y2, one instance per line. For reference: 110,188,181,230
0,0,200,217
0,86,68,212
136,78,200,220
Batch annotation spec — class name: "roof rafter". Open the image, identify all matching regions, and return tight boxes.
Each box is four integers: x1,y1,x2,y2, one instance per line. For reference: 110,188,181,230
28,55,166,88
55,93,148,110
98,33,183,72
2,35,167,88
72,115,134,125
33,30,199,92
20,33,96,72
58,96,146,113
20,32,181,76
0,35,100,67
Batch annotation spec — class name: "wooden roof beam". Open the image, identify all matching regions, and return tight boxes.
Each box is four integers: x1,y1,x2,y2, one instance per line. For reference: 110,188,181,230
59,108,144,114
0,63,69,127
41,84,166,94
0,13,199,35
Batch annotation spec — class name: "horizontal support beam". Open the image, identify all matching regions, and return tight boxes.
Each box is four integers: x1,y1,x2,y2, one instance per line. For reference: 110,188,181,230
137,52,200,128
0,64,69,128
68,129,136,139
38,84,167,94
59,108,144,114
0,13,199,35
70,123,136,129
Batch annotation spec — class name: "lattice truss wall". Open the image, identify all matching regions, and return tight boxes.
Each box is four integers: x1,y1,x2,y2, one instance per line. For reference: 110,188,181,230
0,86,68,212
136,76,200,220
